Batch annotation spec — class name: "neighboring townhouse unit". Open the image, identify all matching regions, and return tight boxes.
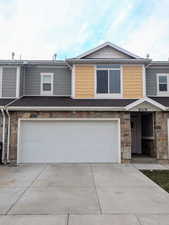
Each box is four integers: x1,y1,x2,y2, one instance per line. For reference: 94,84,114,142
0,42,169,164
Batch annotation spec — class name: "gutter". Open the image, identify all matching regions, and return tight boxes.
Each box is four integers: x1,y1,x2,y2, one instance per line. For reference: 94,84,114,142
6,109,10,163
145,62,152,68
65,61,72,70
7,106,126,111
1,108,6,164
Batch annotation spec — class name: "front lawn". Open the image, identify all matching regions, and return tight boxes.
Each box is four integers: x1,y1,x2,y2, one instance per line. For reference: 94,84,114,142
141,170,169,193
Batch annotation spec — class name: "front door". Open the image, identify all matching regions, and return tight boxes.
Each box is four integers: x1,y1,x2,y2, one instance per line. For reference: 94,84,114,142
131,114,142,154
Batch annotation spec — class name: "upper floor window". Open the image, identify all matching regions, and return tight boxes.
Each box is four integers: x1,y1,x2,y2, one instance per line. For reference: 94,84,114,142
157,74,169,96
96,66,121,98
41,73,53,95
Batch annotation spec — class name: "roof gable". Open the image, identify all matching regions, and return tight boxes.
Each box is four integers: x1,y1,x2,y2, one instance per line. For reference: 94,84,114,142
77,42,141,59
125,97,166,111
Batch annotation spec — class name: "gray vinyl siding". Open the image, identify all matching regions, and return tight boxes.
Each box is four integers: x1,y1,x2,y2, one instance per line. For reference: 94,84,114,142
146,67,169,96
23,66,71,96
19,66,24,97
2,67,17,97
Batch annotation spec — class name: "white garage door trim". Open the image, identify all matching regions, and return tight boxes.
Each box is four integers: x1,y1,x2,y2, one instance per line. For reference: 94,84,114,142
17,118,121,163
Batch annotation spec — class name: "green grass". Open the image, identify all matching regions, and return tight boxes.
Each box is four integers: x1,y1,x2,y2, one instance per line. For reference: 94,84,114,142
141,170,169,193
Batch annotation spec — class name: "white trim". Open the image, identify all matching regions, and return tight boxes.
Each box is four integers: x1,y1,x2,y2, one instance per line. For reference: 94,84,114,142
157,73,169,96
149,66,169,69
40,73,54,96
96,68,121,70
125,97,166,111
95,67,122,98
142,65,146,97
0,66,19,68
122,64,144,67
17,118,121,164
72,63,95,67
20,95,71,97
76,42,141,59
94,65,97,97
16,66,20,98
1,109,5,163
0,67,3,97
18,118,120,121
95,94,122,99
120,65,123,98
36,66,67,69
0,97,16,99
71,65,75,98
6,110,10,163
7,106,125,111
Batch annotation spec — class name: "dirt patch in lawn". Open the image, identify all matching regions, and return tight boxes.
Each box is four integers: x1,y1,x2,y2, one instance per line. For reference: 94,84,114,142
141,170,169,193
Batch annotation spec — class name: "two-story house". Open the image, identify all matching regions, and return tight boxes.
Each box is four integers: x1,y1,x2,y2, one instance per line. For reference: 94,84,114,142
0,42,169,164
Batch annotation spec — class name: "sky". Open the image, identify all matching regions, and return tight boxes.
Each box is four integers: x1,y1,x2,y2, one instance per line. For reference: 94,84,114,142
0,0,169,60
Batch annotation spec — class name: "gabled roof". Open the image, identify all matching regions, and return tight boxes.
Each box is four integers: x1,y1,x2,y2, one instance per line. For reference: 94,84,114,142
76,42,142,59
149,97,169,107
125,97,166,111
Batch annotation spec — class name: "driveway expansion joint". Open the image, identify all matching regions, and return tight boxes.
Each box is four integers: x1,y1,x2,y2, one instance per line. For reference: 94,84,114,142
89,164,102,215
5,164,48,215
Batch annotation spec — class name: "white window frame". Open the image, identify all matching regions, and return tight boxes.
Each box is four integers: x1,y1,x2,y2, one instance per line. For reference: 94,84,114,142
95,66,122,98
157,73,169,96
16,66,20,98
41,73,53,96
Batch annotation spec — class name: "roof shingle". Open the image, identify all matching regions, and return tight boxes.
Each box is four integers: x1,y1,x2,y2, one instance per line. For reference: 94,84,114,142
8,96,137,108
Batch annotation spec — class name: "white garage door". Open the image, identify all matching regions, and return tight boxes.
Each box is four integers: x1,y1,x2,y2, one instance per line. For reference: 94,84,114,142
18,120,120,163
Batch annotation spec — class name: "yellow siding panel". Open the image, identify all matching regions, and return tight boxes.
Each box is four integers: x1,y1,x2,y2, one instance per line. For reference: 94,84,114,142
123,65,143,99
75,65,95,98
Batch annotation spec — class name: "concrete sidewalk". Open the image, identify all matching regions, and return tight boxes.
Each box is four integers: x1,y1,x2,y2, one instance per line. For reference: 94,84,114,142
0,163,169,224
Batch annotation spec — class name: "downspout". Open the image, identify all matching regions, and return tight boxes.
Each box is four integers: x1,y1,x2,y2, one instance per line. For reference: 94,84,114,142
145,62,152,68
6,109,10,163
65,61,72,70
1,108,6,164
5,98,19,164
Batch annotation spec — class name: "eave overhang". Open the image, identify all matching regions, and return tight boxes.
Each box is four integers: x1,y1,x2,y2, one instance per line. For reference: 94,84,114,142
66,58,151,65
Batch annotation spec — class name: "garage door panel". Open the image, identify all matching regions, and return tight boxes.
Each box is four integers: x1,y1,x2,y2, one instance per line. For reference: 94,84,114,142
19,120,120,163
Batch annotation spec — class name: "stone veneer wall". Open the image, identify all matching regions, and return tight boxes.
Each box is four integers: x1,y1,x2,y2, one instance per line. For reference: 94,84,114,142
154,112,169,161
8,111,131,163
0,113,3,143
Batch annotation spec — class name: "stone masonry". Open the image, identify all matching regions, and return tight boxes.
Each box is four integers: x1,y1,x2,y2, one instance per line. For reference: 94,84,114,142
154,111,169,161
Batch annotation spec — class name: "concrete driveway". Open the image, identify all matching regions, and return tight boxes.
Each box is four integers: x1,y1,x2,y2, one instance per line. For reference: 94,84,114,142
0,163,169,225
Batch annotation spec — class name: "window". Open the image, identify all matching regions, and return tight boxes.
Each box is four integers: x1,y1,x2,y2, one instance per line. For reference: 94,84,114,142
157,74,169,95
41,73,53,95
96,68,121,97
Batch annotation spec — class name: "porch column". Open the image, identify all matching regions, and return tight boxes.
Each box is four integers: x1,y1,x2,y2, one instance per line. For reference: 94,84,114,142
154,111,169,161
121,112,131,162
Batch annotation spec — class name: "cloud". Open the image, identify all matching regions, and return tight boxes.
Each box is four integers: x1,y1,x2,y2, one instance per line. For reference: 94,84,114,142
0,0,96,59
123,0,169,60
0,0,168,60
